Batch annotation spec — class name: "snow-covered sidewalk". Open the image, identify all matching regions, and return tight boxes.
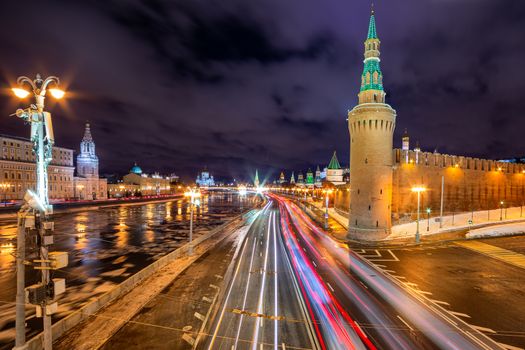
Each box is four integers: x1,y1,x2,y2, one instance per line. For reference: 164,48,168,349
309,199,525,241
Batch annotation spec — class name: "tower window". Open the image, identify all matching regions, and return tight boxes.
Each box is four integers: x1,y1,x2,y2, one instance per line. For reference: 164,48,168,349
376,221,378,227
380,189,382,194
368,205,371,211
357,189,360,195
365,158,368,164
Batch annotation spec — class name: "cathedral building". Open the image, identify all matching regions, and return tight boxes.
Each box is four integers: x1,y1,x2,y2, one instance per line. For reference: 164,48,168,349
345,10,525,241
196,168,215,187
73,123,107,200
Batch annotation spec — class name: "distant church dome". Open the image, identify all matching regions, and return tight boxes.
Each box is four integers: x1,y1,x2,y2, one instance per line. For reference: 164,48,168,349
130,163,142,175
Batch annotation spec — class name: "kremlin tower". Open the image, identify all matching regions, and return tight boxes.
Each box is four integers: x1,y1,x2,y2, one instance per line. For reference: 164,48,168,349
348,9,397,240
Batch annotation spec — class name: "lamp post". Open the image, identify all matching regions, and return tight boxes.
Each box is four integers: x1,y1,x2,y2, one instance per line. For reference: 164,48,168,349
324,189,333,230
184,188,201,255
426,208,431,231
11,74,65,350
0,182,10,206
500,200,504,221
412,186,426,244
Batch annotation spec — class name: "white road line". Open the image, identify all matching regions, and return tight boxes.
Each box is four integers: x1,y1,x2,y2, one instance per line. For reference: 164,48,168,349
498,342,524,350
470,325,497,334
326,282,335,292
312,261,317,268
397,315,414,331
430,299,450,306
354,322,367,338
449,311,471,318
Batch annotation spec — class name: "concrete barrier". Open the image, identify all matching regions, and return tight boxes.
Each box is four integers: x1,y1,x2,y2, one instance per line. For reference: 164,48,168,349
24,210,255,350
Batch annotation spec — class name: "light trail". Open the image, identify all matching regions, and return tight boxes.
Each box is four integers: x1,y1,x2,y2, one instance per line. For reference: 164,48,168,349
273,211,278,350
273,194,503,350
233,236,258,349
251,211,272,350
208,201,271,349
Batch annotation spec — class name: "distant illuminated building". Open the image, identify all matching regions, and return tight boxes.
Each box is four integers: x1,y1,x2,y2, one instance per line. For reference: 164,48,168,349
279,171,286,184
306,168,314,188
290,172,296,184
196,168,215,187
110,163,171,196
73,123,107,200
326,151,344,185
315,165,322,188
297,172,305,187
254,169,260,188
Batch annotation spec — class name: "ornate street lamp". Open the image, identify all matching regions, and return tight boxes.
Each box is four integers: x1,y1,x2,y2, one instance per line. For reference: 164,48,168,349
11,74,65,350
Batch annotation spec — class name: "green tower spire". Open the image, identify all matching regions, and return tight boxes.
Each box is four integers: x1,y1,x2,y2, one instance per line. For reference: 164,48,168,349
358,7,386,104
328,151,341,170
367,8,377,39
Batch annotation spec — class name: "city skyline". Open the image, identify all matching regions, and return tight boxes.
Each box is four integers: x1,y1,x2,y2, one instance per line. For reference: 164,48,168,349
1,1,524,180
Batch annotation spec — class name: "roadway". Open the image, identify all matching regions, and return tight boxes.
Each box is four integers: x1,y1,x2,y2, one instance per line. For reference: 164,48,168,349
272,194,505,350
203,201,318,350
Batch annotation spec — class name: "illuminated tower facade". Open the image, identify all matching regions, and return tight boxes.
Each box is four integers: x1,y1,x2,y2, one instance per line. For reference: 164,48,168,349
348,10,397,240
76,123,99,178
254,169,260,188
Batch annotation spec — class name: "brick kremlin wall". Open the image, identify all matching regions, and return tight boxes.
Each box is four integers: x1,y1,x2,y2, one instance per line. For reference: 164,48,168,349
333,149,525,225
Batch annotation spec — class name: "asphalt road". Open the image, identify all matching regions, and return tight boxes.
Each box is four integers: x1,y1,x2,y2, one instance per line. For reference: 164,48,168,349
353,236,525,349
273,194,504,350
203,201,317,350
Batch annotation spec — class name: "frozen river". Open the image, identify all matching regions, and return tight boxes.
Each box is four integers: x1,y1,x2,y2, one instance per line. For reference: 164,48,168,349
0,191,254,348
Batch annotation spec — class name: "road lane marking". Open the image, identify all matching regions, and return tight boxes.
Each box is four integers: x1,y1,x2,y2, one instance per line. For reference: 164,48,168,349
455,241,525,269
397,315,414,331
312,261,317,268
326,282,335,292
450,311,470,318
470,325,497,334
194,312,205,321
430,299,450,306
354,322,367,338
498,343,524,350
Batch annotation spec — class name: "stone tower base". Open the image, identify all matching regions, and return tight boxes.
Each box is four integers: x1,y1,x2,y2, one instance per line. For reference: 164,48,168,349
347,227,390,241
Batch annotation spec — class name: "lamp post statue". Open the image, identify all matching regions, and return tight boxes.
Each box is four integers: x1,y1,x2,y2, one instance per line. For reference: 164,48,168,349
323,189,333,230
11,74,67,350
500,200,504,221
184,188,201,255
412,186,426,244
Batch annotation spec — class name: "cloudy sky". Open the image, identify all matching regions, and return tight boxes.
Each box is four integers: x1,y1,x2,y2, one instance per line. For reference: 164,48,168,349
0,0,524,182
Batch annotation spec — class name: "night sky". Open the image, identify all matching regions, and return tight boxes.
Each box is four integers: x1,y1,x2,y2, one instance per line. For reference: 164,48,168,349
0,0,524,182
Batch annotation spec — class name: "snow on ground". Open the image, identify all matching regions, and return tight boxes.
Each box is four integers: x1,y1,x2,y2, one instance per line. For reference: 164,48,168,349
466,222,525,239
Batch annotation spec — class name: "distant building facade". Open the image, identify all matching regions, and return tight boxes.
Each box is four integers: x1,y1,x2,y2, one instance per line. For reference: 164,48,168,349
73,123,107,200
0,135,74,200
196,169,215,187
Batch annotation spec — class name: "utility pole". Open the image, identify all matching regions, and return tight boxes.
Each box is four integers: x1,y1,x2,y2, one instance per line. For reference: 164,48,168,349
184,188,201,255
11,74,68,350
439,176,444,228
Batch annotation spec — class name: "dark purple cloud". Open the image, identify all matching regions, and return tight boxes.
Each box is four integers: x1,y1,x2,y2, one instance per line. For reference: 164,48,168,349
0,0,524,182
